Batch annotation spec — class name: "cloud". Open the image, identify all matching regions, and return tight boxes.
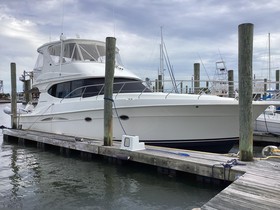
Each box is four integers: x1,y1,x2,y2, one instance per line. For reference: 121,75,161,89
1,0,280,93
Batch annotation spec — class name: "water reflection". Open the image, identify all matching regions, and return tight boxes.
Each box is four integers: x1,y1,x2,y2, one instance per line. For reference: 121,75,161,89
10,147,21,200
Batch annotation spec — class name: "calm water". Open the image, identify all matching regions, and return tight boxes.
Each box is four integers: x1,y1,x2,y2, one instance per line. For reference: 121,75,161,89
0,103,225,210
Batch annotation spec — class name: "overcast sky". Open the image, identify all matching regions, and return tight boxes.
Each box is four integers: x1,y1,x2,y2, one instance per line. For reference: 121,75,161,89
1,0,280,92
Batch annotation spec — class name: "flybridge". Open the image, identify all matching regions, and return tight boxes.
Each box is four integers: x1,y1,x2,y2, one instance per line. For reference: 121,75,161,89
33,38,123,80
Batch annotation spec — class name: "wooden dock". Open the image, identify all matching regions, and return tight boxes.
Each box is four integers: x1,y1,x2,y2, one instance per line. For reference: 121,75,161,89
2,128,280,209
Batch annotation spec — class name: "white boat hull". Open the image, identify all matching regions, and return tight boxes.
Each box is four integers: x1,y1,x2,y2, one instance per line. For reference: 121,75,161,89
18,93,268,153
254,113,280,135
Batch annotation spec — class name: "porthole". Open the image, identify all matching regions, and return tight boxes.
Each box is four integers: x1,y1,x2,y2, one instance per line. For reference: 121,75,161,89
119,115,129,120
85,117,92,122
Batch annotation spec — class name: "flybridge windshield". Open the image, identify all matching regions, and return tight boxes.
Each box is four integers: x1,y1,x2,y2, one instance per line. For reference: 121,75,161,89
47,41,123,66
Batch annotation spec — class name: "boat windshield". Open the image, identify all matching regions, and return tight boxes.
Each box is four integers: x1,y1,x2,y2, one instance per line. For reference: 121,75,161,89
48,78,151,99
47,41,123,66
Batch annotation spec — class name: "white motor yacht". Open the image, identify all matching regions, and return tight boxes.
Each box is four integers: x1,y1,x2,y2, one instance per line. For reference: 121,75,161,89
7,37,275,153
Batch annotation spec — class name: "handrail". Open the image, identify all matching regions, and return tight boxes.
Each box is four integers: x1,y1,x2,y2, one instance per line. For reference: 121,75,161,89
59,80,152,102
96,85,105,100
165,82,182,99
115,83,126,99
138,87,149,99
60,80,280,102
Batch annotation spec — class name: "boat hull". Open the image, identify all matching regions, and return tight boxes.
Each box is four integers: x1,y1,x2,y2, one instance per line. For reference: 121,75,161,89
254,113,280,135
18,96,267,153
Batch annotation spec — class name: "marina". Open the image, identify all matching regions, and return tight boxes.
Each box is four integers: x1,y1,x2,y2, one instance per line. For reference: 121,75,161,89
2,0,280,208
3,33,279,154
1,24,280,209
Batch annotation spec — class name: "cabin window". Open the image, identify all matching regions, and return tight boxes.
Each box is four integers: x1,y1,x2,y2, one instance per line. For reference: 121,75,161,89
47,78,151,98
34,53,44,70
79,44,99,61
46,41,122,65
63,43,77,63
48,44,61,64
33,53,44,80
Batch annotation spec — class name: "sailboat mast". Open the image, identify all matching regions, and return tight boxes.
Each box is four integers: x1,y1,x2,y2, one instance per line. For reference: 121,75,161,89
160,27,164,78
268,32,271,89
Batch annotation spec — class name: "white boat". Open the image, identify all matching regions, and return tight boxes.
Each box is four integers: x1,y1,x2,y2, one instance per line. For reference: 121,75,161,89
6,36,276,153
254,105,280,135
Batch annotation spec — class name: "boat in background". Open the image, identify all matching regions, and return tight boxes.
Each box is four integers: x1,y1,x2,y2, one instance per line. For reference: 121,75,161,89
254,105,280,136
3,35,277,153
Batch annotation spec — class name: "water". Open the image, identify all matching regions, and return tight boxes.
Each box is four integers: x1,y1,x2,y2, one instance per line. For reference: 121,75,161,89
0,103,225,210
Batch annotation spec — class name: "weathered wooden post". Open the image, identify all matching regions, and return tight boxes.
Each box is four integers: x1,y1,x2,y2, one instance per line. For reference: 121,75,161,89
228,70,234,98
11,63,17,129
264,78,267,98
238,23,254,161
180,81,183,93
24,79,32,104
155,79,158,92
158,74,163,92
194,63,200,94
104,37,116,146
276,70,279,90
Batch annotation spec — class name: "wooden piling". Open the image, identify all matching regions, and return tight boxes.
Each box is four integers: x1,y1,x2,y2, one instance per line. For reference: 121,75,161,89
228,70,234,98
158,74,163,92
238,23,254,161
11,63,17,129
24,79,32,103
276,70,279,90
104,37,116,146
264,78,267,97
194,63,200,94
180,81,183,93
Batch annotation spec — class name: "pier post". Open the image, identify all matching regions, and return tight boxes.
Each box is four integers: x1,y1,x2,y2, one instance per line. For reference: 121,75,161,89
238,23,254,161
264,78,267,98
155,79,158,92
24,79,32,104
180,81,183,93
158,74,163,92
194,63,200,94
11,63,17,129
276,70,279,90
104,37,116,146
228,70,234,98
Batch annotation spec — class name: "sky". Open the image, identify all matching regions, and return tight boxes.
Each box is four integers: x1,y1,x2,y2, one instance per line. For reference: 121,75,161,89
1,0,280,92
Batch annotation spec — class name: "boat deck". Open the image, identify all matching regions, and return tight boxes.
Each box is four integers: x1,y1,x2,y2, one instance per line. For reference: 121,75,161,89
2,128,280,209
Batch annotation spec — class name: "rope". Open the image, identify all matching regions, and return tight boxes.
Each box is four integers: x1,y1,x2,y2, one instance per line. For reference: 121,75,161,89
212,158,246,180
146,148,189,157
25,103,54,130
258,156,280,160
104,97,127,135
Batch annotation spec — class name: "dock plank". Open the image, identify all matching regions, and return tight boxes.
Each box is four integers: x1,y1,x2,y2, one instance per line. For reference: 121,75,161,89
202,174,280,210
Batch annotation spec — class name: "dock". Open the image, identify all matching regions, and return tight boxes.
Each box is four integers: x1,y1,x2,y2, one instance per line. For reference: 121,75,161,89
2,128,280,209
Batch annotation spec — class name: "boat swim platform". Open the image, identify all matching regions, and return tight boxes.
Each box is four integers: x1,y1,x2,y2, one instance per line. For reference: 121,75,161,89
2,128,280,210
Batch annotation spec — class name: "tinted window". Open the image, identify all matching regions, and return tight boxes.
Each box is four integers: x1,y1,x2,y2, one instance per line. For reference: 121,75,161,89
48,78,151,98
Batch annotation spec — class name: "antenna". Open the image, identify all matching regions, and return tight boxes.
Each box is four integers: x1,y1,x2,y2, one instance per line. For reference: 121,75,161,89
60,0,65,34
113,7,116,37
